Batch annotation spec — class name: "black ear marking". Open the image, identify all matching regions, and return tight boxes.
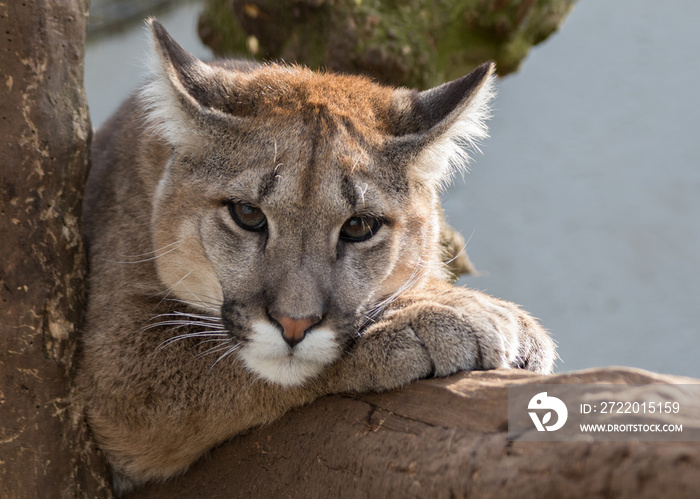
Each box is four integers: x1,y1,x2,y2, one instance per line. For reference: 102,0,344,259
391,62,495,137
384,62,496,186
413,62,494,133
148,18,229,111
149,19,199,76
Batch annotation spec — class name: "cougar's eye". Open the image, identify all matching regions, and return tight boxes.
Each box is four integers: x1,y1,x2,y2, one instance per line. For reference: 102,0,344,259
339,216,381,243
228,202,267,232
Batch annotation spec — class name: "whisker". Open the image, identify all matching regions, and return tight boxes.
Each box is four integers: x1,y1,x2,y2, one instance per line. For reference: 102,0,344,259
163,296,222,309
359,257,430,331
208,345,241,370
103,244,180,264
198,338,232,346
148,310,221,325
196,342,235,358
444,247,466,266
157,331,229,349
164,282,225,311
172,283,224,306
152,270,194,308
146,311,223,324
162,297,221,313
443,228,475,267
147,274,224,313
154,327,227,336
115,240,181,259
167,311,223,322
143,320,225,332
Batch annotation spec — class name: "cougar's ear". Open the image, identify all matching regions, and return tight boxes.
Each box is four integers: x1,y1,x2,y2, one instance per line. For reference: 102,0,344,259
139,18,237,148
387,62,496,188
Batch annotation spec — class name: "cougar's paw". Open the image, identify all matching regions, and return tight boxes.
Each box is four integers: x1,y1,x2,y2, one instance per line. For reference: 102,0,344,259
331,285,555,394
387,302,516,376
375,285,556,376
335,322,435,392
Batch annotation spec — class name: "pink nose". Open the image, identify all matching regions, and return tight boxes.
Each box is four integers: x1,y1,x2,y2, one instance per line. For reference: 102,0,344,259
270,312,321,347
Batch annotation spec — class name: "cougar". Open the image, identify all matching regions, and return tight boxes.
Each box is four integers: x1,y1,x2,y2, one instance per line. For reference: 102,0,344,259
78,19,556,492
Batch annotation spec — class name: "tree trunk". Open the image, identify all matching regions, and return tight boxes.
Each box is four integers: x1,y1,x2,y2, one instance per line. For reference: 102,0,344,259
198,0,579,89
0,1,111,497
128,368,700,498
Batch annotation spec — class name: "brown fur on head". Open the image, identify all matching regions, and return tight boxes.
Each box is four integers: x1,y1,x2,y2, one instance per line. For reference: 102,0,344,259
127,19,496,386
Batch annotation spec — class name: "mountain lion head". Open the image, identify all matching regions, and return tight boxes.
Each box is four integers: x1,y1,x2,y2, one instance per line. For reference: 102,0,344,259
138,20,494,387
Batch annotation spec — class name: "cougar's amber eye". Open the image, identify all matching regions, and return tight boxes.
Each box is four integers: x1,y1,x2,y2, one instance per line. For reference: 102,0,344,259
339,216,381,243
228,202,267,232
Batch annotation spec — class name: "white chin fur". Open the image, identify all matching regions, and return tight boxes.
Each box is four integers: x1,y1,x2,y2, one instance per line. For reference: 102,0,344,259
240,321,341,387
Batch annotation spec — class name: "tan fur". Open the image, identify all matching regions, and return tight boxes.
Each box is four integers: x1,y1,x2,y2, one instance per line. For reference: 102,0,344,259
78,20,555,493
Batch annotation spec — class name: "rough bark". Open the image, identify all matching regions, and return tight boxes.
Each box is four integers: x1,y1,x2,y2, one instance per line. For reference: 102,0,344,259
0,1,111,497
198,0,579,89
128,367,700,498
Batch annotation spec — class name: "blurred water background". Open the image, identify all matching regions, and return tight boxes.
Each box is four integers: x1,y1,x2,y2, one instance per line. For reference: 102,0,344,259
85,0,700,378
